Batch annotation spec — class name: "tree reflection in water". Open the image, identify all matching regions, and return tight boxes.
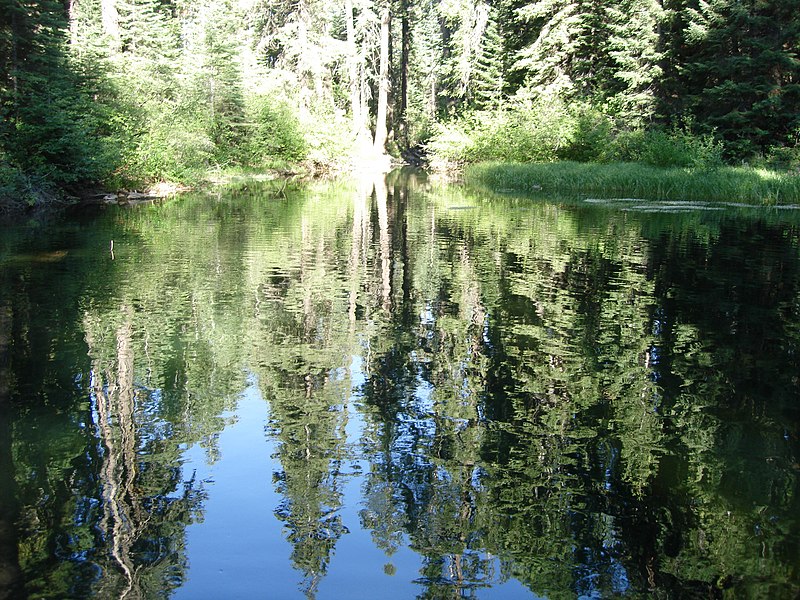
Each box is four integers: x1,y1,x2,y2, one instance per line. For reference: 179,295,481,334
0,172,798,598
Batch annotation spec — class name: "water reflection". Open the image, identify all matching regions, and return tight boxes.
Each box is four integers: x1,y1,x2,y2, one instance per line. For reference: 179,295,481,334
0,171,798,598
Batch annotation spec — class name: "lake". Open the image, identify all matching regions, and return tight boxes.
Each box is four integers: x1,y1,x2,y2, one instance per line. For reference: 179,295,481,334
0,170,798,599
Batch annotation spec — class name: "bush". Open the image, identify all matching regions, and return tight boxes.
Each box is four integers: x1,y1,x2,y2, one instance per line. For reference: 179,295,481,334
301,108,355,174
116,107,215,185
425,120,476,169
557,106,614,162
426,99,726,172
426,97,575,169
246,95,307,165
763,137,800,172
0,154,62,212
610,127,724,169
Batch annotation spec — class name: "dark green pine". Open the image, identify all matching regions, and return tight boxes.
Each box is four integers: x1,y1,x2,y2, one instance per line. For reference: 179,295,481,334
680,0,800,157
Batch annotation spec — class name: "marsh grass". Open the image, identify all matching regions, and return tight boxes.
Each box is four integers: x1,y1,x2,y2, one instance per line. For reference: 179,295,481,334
466,161,800,205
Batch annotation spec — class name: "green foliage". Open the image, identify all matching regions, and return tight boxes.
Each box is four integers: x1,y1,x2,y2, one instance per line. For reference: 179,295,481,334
2,0,798,212
466,161,800,205
677,0,800,159
180,0,247,164
765,146,800,172
609,126,725,169
557,105,615,163
763,129,800,171
0,156,59,211
437,0,505,113
245,95,308,165
426,99,726,173
426,97,574,167
125,116,216,184
0,0,119,204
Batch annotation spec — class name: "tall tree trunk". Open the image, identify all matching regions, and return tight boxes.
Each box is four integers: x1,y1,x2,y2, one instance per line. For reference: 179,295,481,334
400,0,410,146
346,0,361,136
101,0,121,52
373,4,391,154
68,0,78,46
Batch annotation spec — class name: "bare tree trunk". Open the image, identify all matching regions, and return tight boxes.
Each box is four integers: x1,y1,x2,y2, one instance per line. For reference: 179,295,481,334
68,0,79,47
298,0,311,118
101,0,121,52
373,4,391,154
400,0,410,146
346,0,361,136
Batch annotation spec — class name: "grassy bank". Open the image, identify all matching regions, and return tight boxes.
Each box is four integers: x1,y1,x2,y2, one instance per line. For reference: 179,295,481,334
465,161,800,205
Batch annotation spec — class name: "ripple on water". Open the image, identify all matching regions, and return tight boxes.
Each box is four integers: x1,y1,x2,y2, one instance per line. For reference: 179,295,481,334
585,198,728,212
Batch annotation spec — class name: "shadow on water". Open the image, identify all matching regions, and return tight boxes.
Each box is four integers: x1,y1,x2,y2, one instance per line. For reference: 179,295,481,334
0,170,798,598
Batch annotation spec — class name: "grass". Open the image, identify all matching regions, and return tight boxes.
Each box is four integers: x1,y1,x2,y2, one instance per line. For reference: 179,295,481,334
465,161,800,206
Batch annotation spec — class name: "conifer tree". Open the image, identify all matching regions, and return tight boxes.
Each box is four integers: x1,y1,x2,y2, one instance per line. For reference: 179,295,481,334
437,0,501,113
471,11,505,110
0,0,111,190
678,0,800,156
181,0,246,161
403,0,440,140
606,0,664,123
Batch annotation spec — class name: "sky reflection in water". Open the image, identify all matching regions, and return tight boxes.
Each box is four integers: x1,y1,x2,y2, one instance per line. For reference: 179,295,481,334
0,171,798,599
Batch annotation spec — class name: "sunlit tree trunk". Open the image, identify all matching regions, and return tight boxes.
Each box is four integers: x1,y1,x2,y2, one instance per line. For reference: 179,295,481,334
68,0,79,46
373,4,391,154
346,0,361,136
399,0,410,146
101,0,121,52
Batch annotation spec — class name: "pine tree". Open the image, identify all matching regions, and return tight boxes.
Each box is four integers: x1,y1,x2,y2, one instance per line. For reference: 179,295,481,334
679,0,800,156
606,0,665,123
471,11,505,110
403,0,440,140
512,0,665,117
181,0,246,160
249,0,344,117
0,0,112,190
437,0,500,113
116,0,180,97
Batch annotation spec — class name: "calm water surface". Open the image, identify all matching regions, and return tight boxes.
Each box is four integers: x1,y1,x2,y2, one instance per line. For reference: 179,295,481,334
1,171,799,599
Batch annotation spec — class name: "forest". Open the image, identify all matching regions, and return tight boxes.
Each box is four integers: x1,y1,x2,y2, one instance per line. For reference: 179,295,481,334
0,0,798,211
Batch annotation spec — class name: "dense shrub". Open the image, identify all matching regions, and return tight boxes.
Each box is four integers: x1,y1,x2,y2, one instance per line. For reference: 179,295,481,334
126,120,216,184
0,154,63,211
426,98,575,168
610,127,724,169
426,99,726,172
301,109,355,174
763,131,800,171
557,106,614,162
246,95,308,165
